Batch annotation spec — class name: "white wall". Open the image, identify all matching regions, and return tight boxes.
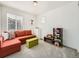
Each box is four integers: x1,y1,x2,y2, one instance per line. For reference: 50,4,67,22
37,2,79,50
0,4,35,32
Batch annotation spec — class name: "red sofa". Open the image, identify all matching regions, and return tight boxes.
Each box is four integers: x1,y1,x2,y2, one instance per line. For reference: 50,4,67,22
0,30,36,57
0,36,21,58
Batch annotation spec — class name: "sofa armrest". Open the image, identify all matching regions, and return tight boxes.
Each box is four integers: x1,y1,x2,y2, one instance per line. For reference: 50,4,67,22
0,36,4,48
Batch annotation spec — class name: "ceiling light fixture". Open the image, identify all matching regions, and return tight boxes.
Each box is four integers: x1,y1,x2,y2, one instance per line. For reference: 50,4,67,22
33,1,38,6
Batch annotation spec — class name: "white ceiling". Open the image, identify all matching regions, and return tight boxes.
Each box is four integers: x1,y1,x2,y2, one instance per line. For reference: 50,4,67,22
0,1,72,15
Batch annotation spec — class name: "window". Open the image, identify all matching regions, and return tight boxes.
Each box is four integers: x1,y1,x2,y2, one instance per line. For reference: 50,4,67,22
8,17,16,30
7,13,23,30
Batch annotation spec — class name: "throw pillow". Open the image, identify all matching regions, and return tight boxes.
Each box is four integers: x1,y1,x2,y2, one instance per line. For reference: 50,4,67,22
9,31,15,39
6,31,15,39
2,32,9,41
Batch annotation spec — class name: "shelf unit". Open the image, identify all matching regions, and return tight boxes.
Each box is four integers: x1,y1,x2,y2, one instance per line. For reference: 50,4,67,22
53,28,63,46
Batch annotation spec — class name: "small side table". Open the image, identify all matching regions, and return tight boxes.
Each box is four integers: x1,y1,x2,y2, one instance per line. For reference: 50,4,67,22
44,37,54,44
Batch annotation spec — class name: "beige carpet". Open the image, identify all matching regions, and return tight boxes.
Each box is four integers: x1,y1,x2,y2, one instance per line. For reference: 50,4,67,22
6,40,78,58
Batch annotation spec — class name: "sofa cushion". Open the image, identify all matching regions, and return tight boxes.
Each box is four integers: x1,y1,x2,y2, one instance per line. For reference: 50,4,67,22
1,39,21,48
15,30,26,37
16,35,36,40
15,30,32,37
25,30,32,35
15,35,36,44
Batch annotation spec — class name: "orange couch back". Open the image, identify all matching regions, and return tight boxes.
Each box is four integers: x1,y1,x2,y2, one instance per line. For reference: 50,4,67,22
15,30,32,37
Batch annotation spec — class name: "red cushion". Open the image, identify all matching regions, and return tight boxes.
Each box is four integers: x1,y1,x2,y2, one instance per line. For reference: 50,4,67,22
15,35,36,44
16,35,36,40
15,30,26,37
15,30,32,37
25,30,32,35
1,39,21,48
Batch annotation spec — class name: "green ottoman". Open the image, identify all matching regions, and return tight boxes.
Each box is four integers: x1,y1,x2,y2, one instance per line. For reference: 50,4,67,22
26,38,38,48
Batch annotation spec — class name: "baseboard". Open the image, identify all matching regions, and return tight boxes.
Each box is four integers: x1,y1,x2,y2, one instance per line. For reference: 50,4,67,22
77,49,79,53
38,37,43,40
63,45,77,52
